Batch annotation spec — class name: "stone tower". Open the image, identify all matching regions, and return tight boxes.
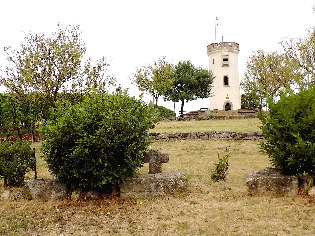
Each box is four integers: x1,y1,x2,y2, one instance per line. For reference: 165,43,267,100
207,42,241,110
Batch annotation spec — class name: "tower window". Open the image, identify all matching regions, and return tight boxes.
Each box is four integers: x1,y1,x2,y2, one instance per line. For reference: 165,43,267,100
213,59,214,64
223,76,229,86
222,55,229,66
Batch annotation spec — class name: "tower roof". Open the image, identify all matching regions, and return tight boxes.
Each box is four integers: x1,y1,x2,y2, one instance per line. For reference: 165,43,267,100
207,42,239,55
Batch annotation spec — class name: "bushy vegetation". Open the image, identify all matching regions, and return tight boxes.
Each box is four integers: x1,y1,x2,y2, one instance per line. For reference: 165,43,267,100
260,87,315,176
0,140,35,187
156,105,176,119
211,154,229,182
41,92,158,191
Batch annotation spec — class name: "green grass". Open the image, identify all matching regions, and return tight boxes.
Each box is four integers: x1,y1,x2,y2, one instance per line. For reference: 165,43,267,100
151,118,262,133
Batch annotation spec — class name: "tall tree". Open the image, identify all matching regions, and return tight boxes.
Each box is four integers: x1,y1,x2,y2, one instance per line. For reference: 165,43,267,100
0,24,114,119
165,61,214,116
133,57,174,106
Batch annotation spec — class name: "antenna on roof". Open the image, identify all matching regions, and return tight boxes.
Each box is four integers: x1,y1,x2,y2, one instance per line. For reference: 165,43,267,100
215,17,218,42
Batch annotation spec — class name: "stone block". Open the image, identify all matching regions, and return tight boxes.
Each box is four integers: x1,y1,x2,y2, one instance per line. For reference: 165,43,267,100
24,179,68,200
246,168,298,196
120,173,187,198
144,150,169,174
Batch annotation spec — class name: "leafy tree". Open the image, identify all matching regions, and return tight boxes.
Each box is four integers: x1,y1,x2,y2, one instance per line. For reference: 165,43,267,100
0,24,114,119
133,57,174,106
165,61,214,116
281,27,315,89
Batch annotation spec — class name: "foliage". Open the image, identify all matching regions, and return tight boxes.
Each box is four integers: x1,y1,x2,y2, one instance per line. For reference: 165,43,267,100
165,61,214,116
0,140,35,187
211,154,230,182
242,28,314,108
133,57,174,106
260,87,315,175
281,27,315,89
0,24,114,119
155,106,176,119
41,92,159,191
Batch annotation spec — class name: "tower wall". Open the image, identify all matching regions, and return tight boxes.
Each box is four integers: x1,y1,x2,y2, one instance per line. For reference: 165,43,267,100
207,42,241,110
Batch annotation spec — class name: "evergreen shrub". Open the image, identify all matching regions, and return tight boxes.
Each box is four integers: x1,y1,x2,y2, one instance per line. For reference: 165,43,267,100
41,92,158,191
156,105,176,119
260,87,315,175
0,140,35,186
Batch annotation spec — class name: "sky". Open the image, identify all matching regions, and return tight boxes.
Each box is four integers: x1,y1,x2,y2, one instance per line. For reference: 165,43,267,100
0,0,314,113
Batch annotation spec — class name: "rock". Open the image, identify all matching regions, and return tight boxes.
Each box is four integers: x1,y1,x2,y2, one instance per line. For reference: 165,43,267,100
1,190,10,199
246,168,298,196
144,150,169,174
120,172,187,198
70,188,84,201
308,187,315,197
24,179,68,200
86,190,102,200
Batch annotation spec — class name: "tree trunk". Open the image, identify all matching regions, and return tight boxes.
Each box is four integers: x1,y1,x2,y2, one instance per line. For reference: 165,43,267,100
180,99,185,117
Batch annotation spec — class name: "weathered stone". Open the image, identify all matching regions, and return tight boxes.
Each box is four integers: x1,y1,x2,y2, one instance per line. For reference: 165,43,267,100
308,186,315,197
144,150,169,174
13,190,29,200
120,173,187,198
246,168,298,196
1,190,10,199
70,188,84,201
24,179,68,200
86,190,102,200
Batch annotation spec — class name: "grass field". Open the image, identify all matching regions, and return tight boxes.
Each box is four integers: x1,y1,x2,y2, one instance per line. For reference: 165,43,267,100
0,120,314,235
151,118,262,133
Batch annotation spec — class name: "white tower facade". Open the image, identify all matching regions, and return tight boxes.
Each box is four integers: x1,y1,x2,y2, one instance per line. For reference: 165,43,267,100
207,42,241,110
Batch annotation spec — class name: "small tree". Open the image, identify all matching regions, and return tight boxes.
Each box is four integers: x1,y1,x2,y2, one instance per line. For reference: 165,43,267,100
133,57,174,106
0,24,114,119
41,92,159,191
260,87,315,176
165,61,214,116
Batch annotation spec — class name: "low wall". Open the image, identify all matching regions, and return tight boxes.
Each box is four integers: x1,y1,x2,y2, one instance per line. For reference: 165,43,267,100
150,131,264,141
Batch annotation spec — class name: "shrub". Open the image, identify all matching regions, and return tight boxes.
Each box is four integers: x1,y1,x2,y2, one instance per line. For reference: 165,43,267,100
211,154,229,182
41,92,159,191
260,87,315,176
156,105,176,119
0,140,35,187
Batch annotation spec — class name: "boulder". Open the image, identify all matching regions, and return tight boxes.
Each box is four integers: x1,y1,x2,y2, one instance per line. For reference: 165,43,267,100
24,179,68,200
308,187,315,197
246,168,298,196
120,172,187,198
1,190,10,199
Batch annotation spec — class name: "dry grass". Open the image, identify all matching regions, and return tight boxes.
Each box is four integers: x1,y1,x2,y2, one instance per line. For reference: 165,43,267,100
1,139,314,235
151,118,262,134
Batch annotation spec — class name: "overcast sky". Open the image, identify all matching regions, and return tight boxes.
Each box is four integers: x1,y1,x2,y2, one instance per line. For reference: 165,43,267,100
0,0,314,112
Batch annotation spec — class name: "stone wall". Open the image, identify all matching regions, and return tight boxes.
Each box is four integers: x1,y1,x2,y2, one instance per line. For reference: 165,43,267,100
150,131,264,141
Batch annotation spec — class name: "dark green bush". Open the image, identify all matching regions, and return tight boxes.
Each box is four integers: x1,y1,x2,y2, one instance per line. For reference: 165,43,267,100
156,105,176,119
0,140,35,186
260,87,315,175
41,92,158,191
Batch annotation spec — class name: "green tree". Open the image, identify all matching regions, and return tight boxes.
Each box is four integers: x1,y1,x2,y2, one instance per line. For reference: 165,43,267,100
165,61,214,116
0,24,114,119
133,57,174,106
281,27,315,89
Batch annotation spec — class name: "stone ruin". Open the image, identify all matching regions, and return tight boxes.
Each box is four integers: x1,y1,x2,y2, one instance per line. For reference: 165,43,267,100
1,149,187,200
246,168,315,197
120,149,187,197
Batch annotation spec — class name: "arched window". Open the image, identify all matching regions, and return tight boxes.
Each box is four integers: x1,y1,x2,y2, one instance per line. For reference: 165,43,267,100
223,76,229,86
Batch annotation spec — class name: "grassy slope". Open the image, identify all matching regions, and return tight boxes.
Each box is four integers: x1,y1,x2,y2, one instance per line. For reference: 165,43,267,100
151,118,262,134
1,120,315,235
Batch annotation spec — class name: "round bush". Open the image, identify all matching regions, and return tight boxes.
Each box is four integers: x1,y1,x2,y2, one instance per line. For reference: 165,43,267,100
156,105,176,119
41,92,158,191
260,87,315,175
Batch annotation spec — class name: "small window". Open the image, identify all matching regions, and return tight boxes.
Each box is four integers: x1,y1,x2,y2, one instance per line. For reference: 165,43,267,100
222,55,229,67
213,59,215,64
223,76,229,86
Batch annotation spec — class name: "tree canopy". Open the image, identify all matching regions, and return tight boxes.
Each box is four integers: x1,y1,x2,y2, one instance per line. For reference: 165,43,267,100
133,57,174,106
165,61,214,116
241,27,314,109
0,24,114,119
